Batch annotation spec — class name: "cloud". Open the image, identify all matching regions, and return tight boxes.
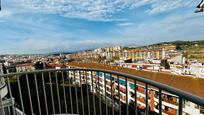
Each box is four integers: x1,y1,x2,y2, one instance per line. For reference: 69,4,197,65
117,22,134,27
8,0,196,21
1,0,203,54
147,0,195,14
0,10,12,17
116,12,204,45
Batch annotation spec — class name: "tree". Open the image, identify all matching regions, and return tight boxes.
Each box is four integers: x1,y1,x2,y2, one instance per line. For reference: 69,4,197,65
160,59,170,69
34,61,44,70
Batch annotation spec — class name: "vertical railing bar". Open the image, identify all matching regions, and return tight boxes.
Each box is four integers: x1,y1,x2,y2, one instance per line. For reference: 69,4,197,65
62,72,68,114
55,72,61,114
41,72,48,115
85,71,91,115
98,72,102,115
34,73,42,115
145,83,149,115
68,71,73,114
49,72,55,114
159,89,162,115
117,75,121,115
8,106,11,115
0,87,5,115
134,80,137,115
80,71,85,115
26,74,34,115
104,73,108,115
17,75,25,114
125,77,129,115
111,74,114,115
91,71,96,115
179,97,183,115
7,77,16,115
74,70,79,114
84,71,87,83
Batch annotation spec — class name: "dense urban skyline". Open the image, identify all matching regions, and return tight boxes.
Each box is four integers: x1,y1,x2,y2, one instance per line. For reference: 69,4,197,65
0,0,204,54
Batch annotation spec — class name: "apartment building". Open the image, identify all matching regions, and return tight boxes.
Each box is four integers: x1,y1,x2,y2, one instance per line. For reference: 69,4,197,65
68,66,204,115
99,72,203,114
16,63,35,72
121,49,166,62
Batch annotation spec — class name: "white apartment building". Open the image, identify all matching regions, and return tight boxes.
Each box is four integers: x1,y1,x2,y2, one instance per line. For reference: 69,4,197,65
68,66,204,115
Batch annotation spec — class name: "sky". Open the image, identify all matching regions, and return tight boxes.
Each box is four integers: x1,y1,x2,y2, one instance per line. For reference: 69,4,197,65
0,0,204,54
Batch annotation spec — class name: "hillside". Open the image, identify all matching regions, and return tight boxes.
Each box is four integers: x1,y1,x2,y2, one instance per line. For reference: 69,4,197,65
147,40,204,62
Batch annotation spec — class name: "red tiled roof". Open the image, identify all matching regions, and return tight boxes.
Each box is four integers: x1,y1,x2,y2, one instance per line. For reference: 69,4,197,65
16,63,33,67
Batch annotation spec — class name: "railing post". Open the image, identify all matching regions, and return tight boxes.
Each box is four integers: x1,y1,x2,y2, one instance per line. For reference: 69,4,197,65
179,97,183,115
91,71,96,115
61,72,68,114
17,76,25,114
85,71,91,115
104,73,108,115
7,77,16,115
68,71,73,114
159,89,162,115
79,71,85,115
26,74,34,114
34,73,42,115
98,72,102,115
48,72,55,114
125,77,129,115
145,83,149,115
134,80,137,115
111,74,114,115
42,73,48,115
73,70,79,114
117,75,121,115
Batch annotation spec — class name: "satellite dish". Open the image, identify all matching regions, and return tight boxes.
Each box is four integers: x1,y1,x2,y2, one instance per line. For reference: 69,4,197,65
195,0,204,13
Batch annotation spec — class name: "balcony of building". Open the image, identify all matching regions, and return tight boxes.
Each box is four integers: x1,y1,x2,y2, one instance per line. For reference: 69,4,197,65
0,67,204,115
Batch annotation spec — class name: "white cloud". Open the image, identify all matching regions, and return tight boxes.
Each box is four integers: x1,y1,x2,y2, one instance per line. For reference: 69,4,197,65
0,10,12,17
116,12,204,44
117,22,134,27
147,0,195,14
8,0,196,21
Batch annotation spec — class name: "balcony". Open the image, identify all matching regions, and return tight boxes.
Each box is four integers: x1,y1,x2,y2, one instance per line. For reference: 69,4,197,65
0,68,204,115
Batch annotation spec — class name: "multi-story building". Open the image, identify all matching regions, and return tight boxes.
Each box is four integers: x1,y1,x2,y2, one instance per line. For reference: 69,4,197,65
66,66,204,115
121,49,166,62
68,69,204,115
16,63,35,72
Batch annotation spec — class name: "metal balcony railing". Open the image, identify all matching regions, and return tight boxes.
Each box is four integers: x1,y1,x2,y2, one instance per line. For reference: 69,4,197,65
0,68,204,115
